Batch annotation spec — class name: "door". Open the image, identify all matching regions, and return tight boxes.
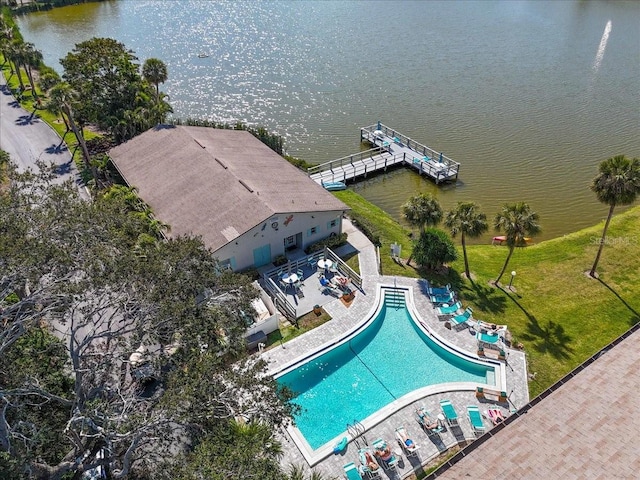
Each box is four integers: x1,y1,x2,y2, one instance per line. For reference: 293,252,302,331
252,244,272,267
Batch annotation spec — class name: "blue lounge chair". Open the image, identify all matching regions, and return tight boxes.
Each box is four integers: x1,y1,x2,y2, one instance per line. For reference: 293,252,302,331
436,301,462,316
343,462,363,480
428,283,451,296
415,407,443,436
476,330,501,345
430,291,455,305
450,307,473,329
467,405,485,435
372,438,398,470
440,399,459,426
358,448,381,477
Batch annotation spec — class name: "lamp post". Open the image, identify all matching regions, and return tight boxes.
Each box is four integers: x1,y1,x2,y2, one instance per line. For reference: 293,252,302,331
508,271,516,290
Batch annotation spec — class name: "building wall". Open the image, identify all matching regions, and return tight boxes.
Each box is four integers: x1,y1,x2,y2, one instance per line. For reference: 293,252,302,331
214,210,344,271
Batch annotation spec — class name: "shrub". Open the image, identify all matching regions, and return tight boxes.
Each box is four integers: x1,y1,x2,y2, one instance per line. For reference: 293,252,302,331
349,213,382,247
273,254,288,267
304,232,348,254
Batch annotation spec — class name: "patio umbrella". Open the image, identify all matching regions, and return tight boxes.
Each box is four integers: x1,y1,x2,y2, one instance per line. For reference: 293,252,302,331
439,152,443,163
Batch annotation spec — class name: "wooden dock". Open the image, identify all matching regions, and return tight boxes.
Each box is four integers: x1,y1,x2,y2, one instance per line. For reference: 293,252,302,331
307,122,460,186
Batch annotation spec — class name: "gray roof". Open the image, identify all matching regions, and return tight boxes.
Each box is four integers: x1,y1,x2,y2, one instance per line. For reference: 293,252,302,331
109,125,348,251
435,327,640,479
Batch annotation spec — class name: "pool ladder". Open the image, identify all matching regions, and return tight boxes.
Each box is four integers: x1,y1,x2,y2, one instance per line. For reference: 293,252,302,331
347,420,368,447
384,288,406,309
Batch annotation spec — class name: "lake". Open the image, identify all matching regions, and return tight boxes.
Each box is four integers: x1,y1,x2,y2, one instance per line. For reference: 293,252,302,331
16,0,640,241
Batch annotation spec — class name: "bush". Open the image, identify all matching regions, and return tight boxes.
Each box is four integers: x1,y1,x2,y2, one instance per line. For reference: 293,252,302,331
304,232,348,254
272,254,288,267
349,213,382,247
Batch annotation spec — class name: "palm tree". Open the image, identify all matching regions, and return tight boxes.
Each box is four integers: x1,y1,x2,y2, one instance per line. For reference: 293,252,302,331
48,82,93,176
445,201,488,279
21,42,43,99
493,202,540,285
402,193,443,265
142,58,168,100
589,155,640,277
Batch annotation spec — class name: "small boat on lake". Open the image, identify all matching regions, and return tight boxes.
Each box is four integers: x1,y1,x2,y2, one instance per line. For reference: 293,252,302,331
197,53,209,58
492,236,532,246
321,181,346,191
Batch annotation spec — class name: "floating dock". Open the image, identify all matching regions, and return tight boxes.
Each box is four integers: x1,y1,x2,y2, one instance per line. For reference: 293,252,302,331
308,122,460,186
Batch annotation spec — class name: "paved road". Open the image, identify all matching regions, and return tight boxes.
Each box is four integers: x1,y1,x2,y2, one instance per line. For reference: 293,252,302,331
0,72,88,198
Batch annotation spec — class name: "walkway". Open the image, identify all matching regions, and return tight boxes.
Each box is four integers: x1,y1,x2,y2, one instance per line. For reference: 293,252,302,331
261,219,529,478
0,70,88,199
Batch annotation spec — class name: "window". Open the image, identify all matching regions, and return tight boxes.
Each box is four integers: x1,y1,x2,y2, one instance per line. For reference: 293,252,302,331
285,235,296,246
307,226,318,237
327,219,338,229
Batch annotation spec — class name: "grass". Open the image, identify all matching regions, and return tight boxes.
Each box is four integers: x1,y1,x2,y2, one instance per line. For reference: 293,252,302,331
265,308,332,349
335,188,640,398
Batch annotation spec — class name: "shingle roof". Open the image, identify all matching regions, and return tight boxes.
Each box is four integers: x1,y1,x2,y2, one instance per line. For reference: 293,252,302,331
434,327,640,479
109,125,348,251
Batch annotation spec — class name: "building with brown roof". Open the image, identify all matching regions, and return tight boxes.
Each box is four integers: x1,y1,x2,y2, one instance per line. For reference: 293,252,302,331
109,125,348,271
429,325,640,479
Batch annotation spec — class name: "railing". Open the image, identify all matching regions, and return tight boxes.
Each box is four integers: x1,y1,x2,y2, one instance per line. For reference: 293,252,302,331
307,148,392,177
360,122,460,170
262,276,297,322
323,248,363,292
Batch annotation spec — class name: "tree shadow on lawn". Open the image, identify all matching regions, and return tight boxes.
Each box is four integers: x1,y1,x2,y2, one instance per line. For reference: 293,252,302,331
458,282,507,315
501,287,574,360
597,278,640,327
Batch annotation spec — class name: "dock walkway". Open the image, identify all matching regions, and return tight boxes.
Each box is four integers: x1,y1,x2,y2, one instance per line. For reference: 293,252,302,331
307,122,460,186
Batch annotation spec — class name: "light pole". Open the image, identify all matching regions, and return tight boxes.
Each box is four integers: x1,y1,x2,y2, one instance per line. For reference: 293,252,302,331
508,271,516,290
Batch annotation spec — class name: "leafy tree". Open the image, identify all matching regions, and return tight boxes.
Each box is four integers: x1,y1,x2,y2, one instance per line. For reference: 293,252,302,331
0,161,294,478
493,202,541,284
60,37,172,143
444,201,488,279
589,155,640,277
142,57,168,100
411,227,458,271
402,193,442,265
20,42,42,99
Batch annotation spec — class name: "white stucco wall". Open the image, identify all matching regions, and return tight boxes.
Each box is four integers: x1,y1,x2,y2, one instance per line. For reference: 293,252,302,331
214,210,344,271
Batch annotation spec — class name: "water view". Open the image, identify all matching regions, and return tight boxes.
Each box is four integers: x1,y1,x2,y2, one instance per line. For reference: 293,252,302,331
16,0,640,240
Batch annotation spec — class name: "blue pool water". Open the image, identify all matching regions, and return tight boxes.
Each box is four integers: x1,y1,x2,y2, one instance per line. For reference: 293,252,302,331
277,291,493,450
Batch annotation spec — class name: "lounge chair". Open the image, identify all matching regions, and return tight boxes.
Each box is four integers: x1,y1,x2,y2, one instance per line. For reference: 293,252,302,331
436,301,462,316
450,307,473,329
372,438,398,470
430,291,455,305
358,448,381,478
440,399,459,426
428,283,451,295
467,405,485,435
395,426,420,457
415,407,443,436
343,462,363,480
486,408,507,426
476,330,501,346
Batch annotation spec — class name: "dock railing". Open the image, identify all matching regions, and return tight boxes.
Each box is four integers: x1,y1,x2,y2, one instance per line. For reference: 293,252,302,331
361,122,460,171
307,147,394,180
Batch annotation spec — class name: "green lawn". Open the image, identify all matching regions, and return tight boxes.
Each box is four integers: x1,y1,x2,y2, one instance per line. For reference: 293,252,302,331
336,188,640,398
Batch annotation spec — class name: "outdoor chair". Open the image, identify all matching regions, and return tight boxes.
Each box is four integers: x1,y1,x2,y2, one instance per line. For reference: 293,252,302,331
430,291,455,305
415,407,443,436
358,448,381,478
343,462,363,480
428,283,451,296
450,307,473,330
372,438,398,471
440,399,459,427
436,301,462,316
467,405,485,435
395,426,419,457
486,408,507,426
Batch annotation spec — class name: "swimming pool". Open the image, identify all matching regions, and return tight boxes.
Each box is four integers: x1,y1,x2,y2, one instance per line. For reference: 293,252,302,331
276,286,496,454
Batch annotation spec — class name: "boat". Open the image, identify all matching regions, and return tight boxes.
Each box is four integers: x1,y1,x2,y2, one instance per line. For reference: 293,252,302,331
197,53,209,58
321,181,346,191
492,236,532,246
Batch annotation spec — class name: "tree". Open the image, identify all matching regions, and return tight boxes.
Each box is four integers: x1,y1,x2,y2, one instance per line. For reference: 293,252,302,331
589,155,640,277
444,201,488,279
402,193,443,265
47,82,93,172
142,57,168,101
20,42,42,99
493,202,541,284
411,227,458,271
1,161,294,478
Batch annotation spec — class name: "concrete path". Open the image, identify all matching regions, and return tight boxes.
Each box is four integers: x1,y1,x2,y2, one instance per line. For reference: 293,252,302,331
0,71,88,198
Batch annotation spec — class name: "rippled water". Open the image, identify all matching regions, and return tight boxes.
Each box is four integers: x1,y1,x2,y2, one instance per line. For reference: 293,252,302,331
17,0,640,240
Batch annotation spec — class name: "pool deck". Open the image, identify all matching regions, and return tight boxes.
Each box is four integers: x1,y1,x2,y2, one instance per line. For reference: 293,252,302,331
260,219,529,478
